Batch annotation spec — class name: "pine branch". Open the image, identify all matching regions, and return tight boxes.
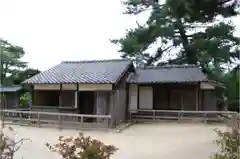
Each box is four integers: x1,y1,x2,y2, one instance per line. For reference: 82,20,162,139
146,45,174,66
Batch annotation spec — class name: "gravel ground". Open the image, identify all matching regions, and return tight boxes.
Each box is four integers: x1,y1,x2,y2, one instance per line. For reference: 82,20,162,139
5,122,227,159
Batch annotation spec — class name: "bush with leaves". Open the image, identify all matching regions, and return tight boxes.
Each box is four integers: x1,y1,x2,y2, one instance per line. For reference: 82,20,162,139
212,127,239,159
46,132,118,159
0,126,30,159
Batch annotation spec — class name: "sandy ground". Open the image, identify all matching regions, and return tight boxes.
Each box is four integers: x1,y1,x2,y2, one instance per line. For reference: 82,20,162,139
5,122,227,159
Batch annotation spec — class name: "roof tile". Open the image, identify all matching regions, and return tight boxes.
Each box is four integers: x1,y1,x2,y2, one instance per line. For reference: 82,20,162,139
127,65,207,83
23,59,131,84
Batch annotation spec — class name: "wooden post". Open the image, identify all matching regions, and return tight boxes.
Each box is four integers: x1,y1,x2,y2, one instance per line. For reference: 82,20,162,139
37,112,40,127
106,117,109,128
28,85,33,120
74,89,78,109
59,84,62,107
153,110,156,120
180,94,184,110
204,112,207,124
19,112,22,124
178,112,181,122
58,115,61,129
76,84,79,113
58,84,62,126
29,85,33,110
137,85,140,109
196,85,199,111
109,91,116,128
80,116,83,129
180,94,184,120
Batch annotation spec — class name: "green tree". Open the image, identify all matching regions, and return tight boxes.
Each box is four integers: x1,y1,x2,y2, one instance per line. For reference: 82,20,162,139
224,65,239,112
11,68,40,85
0,39,40,86
0,39,27,85
112,0,239,73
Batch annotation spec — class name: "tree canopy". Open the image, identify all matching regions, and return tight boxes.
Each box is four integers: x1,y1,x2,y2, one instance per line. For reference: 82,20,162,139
112,0,239,73
0,39,40,86
225,65,239,111
111,0,239,110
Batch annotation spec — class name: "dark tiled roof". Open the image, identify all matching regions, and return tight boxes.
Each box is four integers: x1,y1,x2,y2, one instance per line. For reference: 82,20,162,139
23,59,132,84
0,86,22,93
127,65,207,83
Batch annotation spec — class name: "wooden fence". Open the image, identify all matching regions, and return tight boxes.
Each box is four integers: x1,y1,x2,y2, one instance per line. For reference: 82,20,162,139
0,109,111,130
129,109,239,127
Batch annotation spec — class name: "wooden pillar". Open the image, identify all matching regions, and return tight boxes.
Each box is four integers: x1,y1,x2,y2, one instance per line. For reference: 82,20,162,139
202,90,205,111
109,91,116,128
28,85,33,110
96,92,107,115
180,94,184,110
28,85,33,120
74,84,78,109
196,85,199,111
137,85,139,109
59,84,62,107
15,92,20,108
168,89,171,110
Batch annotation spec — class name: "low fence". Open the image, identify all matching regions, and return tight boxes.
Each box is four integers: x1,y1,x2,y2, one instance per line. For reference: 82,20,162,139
0,109,111,130
129,109,239,127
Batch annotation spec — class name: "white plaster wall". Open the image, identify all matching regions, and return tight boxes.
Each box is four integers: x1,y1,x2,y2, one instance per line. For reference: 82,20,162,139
129,84,138,110
200,82,215,90
139,86,153,109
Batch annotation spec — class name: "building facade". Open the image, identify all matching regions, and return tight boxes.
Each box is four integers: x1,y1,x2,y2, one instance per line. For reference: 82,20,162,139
23,59,223,127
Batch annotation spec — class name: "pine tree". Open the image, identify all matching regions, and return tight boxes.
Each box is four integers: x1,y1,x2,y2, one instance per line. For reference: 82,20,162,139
0,39,27,85
112,0,240,73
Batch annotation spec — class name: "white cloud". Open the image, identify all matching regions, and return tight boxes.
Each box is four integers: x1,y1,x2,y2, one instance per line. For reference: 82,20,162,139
0,0,239,71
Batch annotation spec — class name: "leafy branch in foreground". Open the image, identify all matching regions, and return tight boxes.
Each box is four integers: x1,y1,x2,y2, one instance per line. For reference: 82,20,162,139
46,132,118,159
0,126,30,159
212,128,239,159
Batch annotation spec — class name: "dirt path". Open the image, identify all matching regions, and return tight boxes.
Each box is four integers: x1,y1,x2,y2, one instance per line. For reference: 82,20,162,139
6,122,226,159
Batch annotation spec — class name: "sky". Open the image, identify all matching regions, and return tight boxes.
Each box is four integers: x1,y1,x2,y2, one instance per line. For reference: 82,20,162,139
0,0,239,71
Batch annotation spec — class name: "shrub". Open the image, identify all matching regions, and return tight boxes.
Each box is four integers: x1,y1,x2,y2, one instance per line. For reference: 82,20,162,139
212,128,239,159
0,126,30,159
46,132,118,159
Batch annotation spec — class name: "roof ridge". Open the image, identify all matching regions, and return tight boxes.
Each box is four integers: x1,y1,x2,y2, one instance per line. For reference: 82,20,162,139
61,58,130,64
137,64,198,70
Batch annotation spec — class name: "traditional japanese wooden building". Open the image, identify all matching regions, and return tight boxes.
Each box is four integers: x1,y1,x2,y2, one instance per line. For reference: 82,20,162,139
23,59,223,127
